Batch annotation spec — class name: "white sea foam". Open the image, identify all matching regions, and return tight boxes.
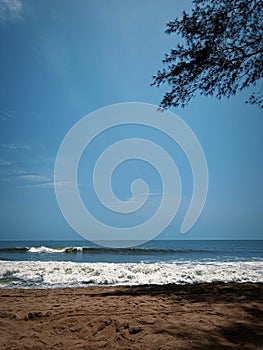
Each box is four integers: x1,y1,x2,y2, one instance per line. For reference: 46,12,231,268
28,246,61,253
28,246,83,253
0,260,262,288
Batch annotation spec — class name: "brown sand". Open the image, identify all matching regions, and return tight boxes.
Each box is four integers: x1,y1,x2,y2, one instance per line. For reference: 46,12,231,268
0,283,262,350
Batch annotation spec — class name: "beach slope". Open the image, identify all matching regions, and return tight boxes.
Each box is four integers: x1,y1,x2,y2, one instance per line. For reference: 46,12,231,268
0,282,262,349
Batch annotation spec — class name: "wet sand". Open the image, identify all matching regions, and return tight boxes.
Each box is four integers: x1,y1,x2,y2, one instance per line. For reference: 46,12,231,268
0,282,262,349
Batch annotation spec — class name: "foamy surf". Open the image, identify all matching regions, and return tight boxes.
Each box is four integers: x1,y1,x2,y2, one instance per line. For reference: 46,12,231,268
0,260,262,289
28,246,84,253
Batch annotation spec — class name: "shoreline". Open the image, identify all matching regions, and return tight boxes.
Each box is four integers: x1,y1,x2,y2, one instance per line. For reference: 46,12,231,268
1,259,262,288
0,282,262,349
1,280,263,291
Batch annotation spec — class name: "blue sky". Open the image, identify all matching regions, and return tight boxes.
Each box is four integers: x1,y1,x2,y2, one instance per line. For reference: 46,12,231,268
0,0,262,241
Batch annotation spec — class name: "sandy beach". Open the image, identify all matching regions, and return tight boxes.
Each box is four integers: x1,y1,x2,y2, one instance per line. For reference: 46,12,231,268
0,282,262,349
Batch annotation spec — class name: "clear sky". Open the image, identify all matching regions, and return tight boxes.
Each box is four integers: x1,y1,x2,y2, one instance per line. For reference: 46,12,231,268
0,0,262,241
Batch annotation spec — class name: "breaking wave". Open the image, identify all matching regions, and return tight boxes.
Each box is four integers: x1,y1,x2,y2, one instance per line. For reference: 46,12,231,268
0,246,217,255
0,260,262,289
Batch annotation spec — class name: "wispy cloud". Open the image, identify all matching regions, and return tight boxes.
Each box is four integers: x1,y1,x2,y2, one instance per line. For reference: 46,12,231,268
18,181,55,189
0,110,16,121
19,174,50,183
0,167,25,176
16,173,54,189
0,0,23,23
0,164,54,189
1,143,31,151
0,158,12,166
22,180,76,190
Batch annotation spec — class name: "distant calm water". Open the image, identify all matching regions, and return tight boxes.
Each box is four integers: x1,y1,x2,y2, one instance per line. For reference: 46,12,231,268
0,240,262,288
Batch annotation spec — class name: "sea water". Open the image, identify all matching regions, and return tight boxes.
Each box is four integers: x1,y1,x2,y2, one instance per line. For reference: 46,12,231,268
0,240,262,288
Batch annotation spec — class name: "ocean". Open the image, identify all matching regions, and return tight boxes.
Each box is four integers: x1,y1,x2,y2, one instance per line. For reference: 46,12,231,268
0,240,262,288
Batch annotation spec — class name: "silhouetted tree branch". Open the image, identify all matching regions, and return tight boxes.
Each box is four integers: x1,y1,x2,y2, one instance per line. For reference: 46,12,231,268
152,0,263,108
